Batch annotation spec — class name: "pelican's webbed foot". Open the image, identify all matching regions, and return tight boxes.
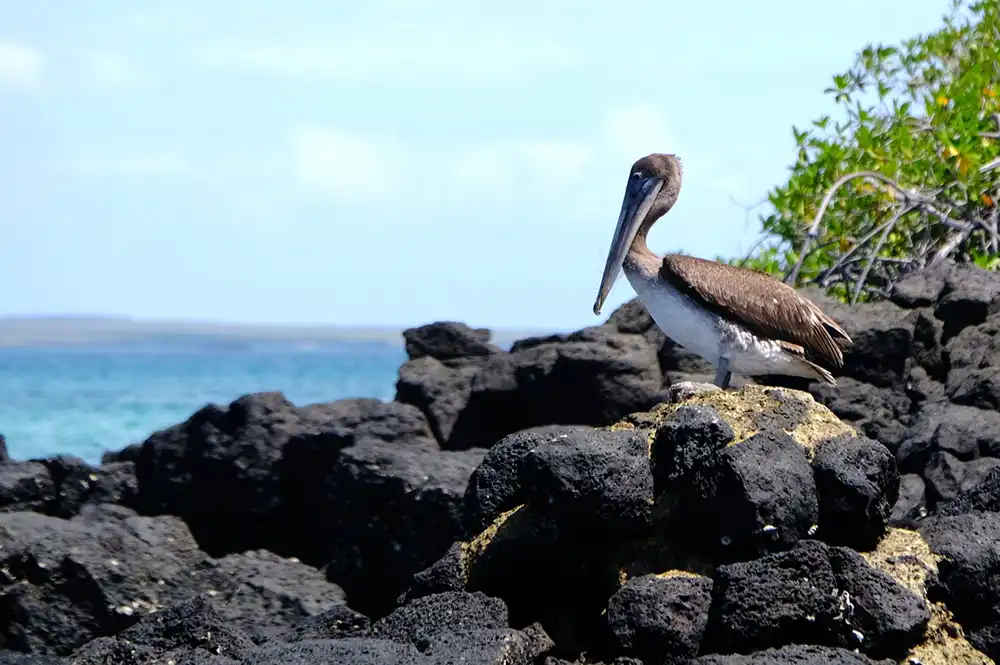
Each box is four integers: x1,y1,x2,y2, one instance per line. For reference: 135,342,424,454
714,358,732,389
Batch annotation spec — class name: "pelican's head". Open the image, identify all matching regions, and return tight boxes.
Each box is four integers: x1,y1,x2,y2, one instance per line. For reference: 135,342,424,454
593,153,683,316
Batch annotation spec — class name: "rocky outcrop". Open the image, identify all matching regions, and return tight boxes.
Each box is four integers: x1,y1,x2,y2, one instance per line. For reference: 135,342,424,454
2,261,1000,663
403,384,990,664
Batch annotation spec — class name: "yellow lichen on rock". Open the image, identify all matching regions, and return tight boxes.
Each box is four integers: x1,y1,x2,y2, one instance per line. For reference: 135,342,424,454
861,528,992,665
616,384,856,460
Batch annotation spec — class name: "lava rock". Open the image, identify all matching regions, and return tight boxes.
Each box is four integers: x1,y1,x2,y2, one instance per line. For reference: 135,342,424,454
889,268,947,308
678,430,818,559
286,438,486,618
245,637,421,665
935,263,1000,341
810,378,910,452
450,331,663,448
826,546,930,659
897,402,1000,474
0,463,54,513
606,572,713,664
650,405,734,493
920,511,1000,637
368,591,508,645
395,356,481,447
889,474,927,527
189,549,348,644
70,595,256,665
0,510,345,656
811,433,898,550
40,456,138,518
402,322,500,363
924,451,1000,505
936,466,1000,516
0,436,9,464
283,603,370,642
704,540,840,654
521,428,654,537
693,644,896,664
464,425,594,534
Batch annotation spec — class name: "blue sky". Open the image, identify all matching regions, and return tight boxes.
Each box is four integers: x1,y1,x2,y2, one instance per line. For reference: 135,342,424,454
0,1,954,331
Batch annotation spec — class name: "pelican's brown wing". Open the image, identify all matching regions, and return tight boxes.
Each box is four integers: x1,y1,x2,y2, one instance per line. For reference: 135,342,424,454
659,254,852,369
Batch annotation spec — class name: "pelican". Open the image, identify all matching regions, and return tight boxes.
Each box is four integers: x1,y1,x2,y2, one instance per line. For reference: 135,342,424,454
593,153,852,389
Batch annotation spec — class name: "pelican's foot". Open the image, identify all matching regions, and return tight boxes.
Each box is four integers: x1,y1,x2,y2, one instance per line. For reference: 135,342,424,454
714,359,732,389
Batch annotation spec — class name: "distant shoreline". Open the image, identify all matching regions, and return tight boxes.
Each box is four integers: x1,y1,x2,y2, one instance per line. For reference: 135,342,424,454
0,316,549,349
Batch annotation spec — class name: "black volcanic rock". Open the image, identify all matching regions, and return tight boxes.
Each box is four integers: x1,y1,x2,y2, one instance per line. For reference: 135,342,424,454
705,540,840,654
811,433,898,550
282,437,485,618
464,425,594,534
889,473,927,527
70,595,256,665
396,356,481,447
449,330,663,448
920,511,1000,639
367,591,508,645
0,509,346,656
0,462,54,513
402,322,500,363
677,430,818,559
0,435,9,464
693,644,896,664
705,539,928,659
521,428,654,538
650,404,734,492
606,572,713,664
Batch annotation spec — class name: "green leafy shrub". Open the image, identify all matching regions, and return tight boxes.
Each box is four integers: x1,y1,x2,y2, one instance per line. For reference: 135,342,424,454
738,0,1000,302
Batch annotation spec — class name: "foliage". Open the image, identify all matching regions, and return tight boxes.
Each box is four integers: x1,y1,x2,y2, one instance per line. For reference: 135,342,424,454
738,0,1000,303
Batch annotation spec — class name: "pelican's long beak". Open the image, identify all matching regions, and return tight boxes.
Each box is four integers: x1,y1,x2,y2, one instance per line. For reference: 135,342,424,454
593,176,663,316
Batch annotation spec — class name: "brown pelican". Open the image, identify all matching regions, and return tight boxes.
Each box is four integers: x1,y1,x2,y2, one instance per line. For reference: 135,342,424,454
593,153,852,389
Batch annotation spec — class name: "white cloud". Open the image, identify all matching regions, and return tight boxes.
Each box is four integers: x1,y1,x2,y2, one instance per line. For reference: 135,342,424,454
72,152,194,177
198,31,576,83
87,54,146,88
288,128,408,198
0,41,43,90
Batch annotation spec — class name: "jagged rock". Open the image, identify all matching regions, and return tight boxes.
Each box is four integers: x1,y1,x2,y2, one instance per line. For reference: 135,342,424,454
39,456,138,518
693,644,895,664
810,377,910,452
678,430,818,559
920,511,1000,647
402,322,500,363
521,428,653,537
826,546,930,658
450,330,663,448
811,433,898,550
282,437,485,618
890,474,928,527
0,651,67,664
282,603,370,642
924,451,1000,505
70,595,256,665
246,638,420,665
0,436,9,464
936,466,1000,516
890,268,947,309
935,263,1000,340
650,405,734,492
135,392,434,555
0,463,54,513
395,356,481,447
189,549,348,644
464,425,594,534
704,539,929,658
367,591,508,645
0,510,345,656
606,572,713,664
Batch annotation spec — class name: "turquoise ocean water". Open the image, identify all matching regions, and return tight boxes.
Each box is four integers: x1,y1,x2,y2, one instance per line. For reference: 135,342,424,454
0,341,407,465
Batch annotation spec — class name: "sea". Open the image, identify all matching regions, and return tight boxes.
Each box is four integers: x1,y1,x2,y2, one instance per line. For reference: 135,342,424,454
0,340,408,465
